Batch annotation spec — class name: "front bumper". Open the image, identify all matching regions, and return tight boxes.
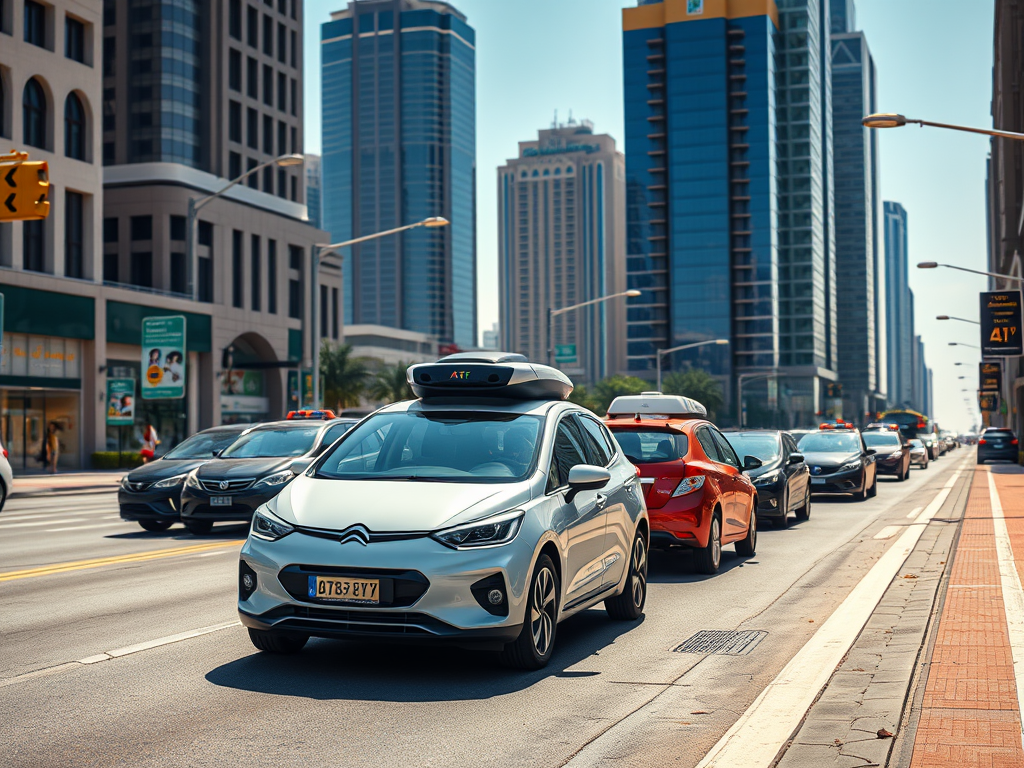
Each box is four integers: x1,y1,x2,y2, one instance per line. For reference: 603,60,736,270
238,530,539,646
910,451,928,466
809,467,865,495
118,487,182,521
875,456,905,476
751,480,784,517
181,484,282,523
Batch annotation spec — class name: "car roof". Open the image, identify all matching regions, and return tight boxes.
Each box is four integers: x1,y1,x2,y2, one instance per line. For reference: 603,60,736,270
720,429,782,435
378,398,569,418
605,415,702,430
204,423,251,433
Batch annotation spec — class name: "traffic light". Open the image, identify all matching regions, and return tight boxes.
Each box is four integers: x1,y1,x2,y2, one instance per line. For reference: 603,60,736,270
0,154,50,222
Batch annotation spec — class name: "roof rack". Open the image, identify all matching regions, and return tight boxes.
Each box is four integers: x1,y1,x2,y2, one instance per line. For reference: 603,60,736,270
407,353,573,401
606,391,707,419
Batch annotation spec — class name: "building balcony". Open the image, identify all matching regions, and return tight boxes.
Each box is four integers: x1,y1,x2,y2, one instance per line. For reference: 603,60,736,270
648,235,667,241
646,82,664,90
647,52,665,61
729,44,746,53
647,114,666,122
648,149,666,156
648,166,666,173
649,201,666,208
646,38,664,47
730,108,749,115
647,184,666,190
729,160,750,167
647,68,666,76
647,99,665,106
647,132,666,139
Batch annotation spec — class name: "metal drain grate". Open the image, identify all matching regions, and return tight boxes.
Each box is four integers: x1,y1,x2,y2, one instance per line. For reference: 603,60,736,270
673,629,768,656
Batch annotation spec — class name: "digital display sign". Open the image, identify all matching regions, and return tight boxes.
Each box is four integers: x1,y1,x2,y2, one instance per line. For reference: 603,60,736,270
980,290,1023,357
980,361,1002,392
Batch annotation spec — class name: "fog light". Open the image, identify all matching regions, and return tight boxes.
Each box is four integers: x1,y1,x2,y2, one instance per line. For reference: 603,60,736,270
769,498,778,508
242,573,255,591
487,589,504,605
239,560,258,600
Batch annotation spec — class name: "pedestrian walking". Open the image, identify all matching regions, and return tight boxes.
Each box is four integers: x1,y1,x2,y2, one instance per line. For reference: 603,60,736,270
45,423,60,474
140,423,160,463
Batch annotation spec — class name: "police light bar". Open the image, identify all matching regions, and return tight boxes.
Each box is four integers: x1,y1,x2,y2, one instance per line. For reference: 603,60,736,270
606,392,707,420
407,352,573,401
818,422,855,430
286,409,338,420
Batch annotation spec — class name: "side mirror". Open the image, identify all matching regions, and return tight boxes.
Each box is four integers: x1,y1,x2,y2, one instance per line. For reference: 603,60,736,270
212,449,223,458
289,457,313,476
789,453,804,464
866,448,877,456
566,465,611,502
743,455,763,471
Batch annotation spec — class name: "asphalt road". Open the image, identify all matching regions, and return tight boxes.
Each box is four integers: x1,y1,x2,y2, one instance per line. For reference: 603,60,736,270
0,453,972,768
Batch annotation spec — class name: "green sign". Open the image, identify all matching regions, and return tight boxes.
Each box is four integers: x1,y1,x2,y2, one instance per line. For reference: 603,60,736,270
141,316,186,399
106,378,136,425
555,344,577,364
0,291,4,355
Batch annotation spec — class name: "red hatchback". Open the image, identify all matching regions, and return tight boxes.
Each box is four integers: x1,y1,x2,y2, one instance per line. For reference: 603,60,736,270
605,393,759,574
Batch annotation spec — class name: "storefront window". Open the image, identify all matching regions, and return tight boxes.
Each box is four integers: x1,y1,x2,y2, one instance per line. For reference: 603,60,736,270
1,390,81,470
221,370,269,424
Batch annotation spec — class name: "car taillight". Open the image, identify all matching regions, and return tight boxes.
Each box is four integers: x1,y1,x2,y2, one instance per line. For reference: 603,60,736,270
1013,439,1020,446
979,439,987,445
1,448,6,459
672,475,705,498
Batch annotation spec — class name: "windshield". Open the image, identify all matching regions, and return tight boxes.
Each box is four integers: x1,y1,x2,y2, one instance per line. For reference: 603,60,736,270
723,433,780,462
315,410,544,483
863,432,901,448
909,439,924,448
163,430,243,459
798,432,861,453
220,426,320,458
609,429,687,464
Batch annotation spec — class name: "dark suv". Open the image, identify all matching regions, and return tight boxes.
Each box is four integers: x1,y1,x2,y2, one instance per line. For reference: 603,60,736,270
724,430,810,529
978,428,1019,464
862,428,912,481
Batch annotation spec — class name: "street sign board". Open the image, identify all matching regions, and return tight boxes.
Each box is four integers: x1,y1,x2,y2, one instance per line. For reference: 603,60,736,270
555,343,577,364
980,290,1023,356
141,316,186,399
106,379,136,425
980,361,1002,392
979,391,1000,412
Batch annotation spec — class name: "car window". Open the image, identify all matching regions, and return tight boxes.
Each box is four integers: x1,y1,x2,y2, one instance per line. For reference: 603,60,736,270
862,432,901,448
548,417,588,490
609,428,688,463
320,421,357,447
221,426,321,458
575,415,612,466
163,430,242,459
797,432,861,453
711,428,741,468
725,433,780,463
782,434,798,454
696,427,722,462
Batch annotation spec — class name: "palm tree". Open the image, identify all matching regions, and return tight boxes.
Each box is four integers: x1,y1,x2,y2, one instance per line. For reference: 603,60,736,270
319,342,369,412
662,368,724,417
369,361,414,403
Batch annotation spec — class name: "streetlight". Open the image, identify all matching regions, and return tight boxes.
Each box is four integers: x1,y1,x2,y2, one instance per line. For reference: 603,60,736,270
937,315,980,325
917,261,1024,285
186,153,305,299
862,113,1024,141
949,342,981,350
654,339,729,392
546,290,641,367
310,216,450,408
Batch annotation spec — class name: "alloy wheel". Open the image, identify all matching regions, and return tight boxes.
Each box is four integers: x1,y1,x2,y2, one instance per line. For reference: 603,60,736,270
711,517,721,570
531,566,557,656
630,536,648,608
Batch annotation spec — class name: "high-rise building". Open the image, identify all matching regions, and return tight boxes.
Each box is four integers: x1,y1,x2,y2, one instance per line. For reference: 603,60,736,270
497,120,627,384
321,0,477,348
306,154,322,230
622,0,836,426
912,334,932,416
884,202,914,409
831,1,884,422
481,322,499,351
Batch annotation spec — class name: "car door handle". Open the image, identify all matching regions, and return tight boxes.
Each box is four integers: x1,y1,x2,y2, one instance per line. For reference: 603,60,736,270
595,493,608,509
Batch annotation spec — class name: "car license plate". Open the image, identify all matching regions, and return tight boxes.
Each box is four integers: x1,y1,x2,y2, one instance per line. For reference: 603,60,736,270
308,575,380,604
811,477,827,485
210,496,232,507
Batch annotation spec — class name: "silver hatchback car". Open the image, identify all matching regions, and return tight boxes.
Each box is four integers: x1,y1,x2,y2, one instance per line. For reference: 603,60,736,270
238,353,650,669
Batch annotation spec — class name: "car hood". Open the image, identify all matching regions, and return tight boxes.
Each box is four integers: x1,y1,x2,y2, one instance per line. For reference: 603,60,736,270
271,474,535,532
801,451,861,468
127,459,207,483
195,457,292,481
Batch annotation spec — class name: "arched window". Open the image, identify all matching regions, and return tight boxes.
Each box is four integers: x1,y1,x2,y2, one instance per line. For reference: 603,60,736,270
65,92,85,160
22,78,46,149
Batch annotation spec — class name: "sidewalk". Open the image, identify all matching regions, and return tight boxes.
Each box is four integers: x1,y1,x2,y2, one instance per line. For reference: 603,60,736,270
9,471,126,497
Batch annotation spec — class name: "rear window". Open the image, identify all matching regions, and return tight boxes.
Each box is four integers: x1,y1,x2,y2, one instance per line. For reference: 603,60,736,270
863,432,901,448
610,429,688,464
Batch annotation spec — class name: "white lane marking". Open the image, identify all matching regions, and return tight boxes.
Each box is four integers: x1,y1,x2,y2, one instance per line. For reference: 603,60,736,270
696,463,966,768
45,522,128,532
194,550,230,557
987,470,1024,747
0,518,89,528
907,506,924,519
79,621,241,664
873,525,903,540
0,507,116,523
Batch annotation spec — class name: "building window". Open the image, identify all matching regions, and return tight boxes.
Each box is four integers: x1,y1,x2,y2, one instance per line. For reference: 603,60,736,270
251,234,261,311
229,49,242,91
246,107,258,149
130,252,152,288
288,278,301,319
103,217,118,243
23,219,44,271
130,215,152,241
263,64,273,106
247,157,258,188
290,30,297,68
263,14,272,56
289,243,302,270
103,36,115,76
277,120,286,155
229,100,242,143
277,168,285,199
290,126,297,153
65,190,83,278
290,175,297,202
170,252,186,294
64,93,86,160
170,215,186,241
263,165,273,194
320,285,328,337
262,113,273,153
290,78,297,116
232,229,244,308
22,78,46,149
277,22,286,63
331,287,339,339
267,239,277,314
246,5,258,47
247,56,258,98
65,16,85,62
229,0,242,40
290,0,296,20
229,151,241,180
103,252,118,282
24,0,45,48
277,71,286,111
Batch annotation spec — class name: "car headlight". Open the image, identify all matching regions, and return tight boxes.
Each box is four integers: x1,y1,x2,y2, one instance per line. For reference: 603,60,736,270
839,460,863,472
888,450,903,459
121,476,134,490
152,473,189,489
753,470,781,487
251,506,294,541
672,475,706,497
185,470,202,488
254,470,294,489
432,510,525,549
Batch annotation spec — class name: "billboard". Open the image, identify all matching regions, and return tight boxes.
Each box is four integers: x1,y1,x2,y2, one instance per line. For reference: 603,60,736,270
106,378,136,426
141,316,186,399
979,361,1002,392
980,290,1023,357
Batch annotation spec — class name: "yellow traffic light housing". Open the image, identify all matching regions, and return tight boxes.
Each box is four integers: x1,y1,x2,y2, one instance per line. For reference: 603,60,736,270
0,150,50,222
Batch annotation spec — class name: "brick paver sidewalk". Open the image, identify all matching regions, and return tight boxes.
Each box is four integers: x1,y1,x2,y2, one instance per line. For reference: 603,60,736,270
10,471,126,496
910,465,1024,767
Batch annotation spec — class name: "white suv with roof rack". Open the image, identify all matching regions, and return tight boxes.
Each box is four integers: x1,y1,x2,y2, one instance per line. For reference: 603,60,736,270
237,352,649,669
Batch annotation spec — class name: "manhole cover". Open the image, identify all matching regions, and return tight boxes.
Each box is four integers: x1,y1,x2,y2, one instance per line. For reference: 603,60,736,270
673,630,768,656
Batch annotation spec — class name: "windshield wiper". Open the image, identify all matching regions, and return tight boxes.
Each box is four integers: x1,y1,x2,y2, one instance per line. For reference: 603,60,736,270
384,475,449,482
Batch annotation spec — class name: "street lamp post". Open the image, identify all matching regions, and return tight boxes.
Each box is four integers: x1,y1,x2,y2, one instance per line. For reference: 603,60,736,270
546,290,641,367
937,314,980,325
862,113,1024,142
186,154,304,299
654,339,729,392
949,342,981,350
310,217,449,409
917,261,1024,286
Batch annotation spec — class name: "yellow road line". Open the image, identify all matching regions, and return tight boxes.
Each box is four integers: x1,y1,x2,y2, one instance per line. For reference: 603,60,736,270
0,540,245,582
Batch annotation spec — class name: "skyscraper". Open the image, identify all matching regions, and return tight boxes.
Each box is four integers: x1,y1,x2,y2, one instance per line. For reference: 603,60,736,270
884,202,914,409
306,154,323,230
497,119,627,384
321,0,477,348
831,1,885,421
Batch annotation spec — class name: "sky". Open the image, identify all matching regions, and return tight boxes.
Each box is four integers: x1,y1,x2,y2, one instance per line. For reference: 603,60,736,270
303,0,994,434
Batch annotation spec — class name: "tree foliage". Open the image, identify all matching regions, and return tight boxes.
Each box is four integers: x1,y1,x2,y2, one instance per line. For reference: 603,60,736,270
570,375,651,416
319,342,370,412
661,368,725,417
368,361,414,403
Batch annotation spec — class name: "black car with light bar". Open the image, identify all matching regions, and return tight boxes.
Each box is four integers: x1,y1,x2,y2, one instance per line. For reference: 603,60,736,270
796,424,878,500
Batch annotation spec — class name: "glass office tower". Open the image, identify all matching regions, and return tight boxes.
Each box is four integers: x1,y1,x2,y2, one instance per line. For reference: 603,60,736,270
321,0,477,348
884,202,914,409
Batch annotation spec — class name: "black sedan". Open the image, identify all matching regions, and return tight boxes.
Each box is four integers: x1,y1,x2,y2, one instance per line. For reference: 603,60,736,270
119,424,250,532
978,428,1019,464
724,430,810,528
179,418,358,534
862,429,912,481
797,428,878,501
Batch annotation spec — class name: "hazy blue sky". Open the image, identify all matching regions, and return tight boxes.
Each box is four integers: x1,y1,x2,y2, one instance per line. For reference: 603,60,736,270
304,0,993,432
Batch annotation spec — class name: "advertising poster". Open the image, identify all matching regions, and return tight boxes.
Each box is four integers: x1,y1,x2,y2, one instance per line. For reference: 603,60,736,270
979,361,1002,392
106,379,136,426
141,316,186,400
980,290,1023,357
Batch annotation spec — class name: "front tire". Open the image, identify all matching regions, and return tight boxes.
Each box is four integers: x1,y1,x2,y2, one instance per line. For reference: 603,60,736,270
795,489,811,521
606,532,648,621
693,512,722,575
868,475,878,498
500,554,559,670
248,628,308,654
772,489,790,529
184,519,213,535
735,503,757,557
138,519,173,532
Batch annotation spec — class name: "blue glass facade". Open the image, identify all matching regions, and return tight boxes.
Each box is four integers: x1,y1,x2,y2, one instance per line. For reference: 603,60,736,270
884,202,914,409
321,1,476,347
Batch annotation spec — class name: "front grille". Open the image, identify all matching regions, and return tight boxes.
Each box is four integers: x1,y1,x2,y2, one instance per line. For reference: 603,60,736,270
121,501,175,516
259,605,450,636
810,466,841,476
125,481,151,492
199,478,255,493
279,565,429,608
